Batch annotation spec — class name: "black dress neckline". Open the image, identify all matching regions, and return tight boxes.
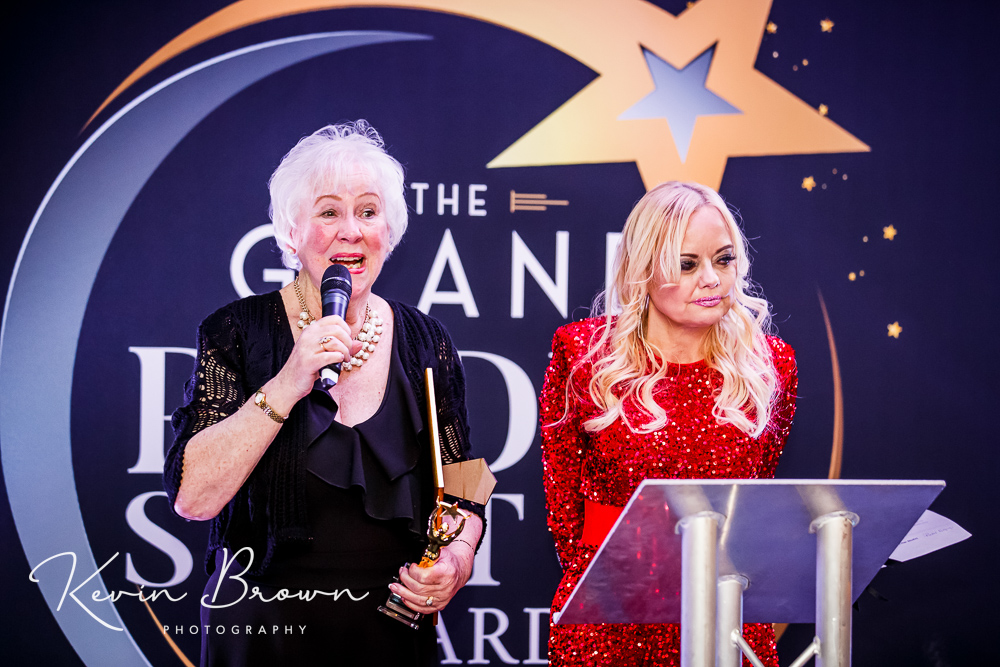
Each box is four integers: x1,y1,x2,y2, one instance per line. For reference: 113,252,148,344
302,317,431,538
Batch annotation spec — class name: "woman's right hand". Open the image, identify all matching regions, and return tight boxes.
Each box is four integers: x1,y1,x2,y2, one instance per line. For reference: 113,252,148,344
267,314,361,411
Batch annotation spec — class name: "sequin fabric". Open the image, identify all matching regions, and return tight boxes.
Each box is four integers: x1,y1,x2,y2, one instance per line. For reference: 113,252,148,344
540,318,798,666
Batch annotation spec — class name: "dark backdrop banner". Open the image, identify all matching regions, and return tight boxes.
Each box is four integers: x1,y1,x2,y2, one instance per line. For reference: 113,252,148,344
2,1,996,664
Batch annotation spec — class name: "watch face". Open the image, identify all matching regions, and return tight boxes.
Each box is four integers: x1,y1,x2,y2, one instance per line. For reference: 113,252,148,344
255,391,264,406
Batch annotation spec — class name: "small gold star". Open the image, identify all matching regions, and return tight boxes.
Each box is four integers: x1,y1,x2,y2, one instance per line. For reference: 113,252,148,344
821,18,835,32
802,59,809,66
859,270,865,277
818,104,829,116
766,21,777,34
862,235,868,242
848,272,856,281
887,321,902,338
883,224,898,240
802,176,816,191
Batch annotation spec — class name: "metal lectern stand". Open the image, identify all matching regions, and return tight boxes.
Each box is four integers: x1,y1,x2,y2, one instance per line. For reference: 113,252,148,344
554,479,945,667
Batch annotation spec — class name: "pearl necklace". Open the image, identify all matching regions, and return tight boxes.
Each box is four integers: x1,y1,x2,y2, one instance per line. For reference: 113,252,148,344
343,306,383,372
293,274,383,371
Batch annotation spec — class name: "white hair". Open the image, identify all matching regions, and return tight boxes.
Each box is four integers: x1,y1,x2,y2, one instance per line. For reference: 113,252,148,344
268,120,407,270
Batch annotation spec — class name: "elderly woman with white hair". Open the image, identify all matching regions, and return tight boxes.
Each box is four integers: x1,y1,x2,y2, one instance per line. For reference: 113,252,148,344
540,181,798,666
164,121,482,666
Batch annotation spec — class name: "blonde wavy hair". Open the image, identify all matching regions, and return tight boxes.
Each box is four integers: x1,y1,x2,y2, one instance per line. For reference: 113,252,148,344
575,181,777,437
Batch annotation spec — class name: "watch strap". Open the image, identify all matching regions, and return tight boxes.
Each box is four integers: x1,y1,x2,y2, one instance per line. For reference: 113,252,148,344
253,389,286,424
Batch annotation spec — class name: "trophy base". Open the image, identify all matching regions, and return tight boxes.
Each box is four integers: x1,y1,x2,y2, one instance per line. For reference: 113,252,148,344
376,498,465,631
377,579,422,630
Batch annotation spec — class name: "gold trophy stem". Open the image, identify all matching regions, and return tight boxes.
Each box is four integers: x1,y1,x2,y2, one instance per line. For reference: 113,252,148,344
377,368,465,629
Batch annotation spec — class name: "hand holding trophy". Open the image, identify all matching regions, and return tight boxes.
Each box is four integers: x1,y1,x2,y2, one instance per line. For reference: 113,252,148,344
378,369,494,629
422,501,467,564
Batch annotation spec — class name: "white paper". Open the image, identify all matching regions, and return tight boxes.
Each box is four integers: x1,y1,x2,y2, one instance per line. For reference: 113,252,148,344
889,510,971,562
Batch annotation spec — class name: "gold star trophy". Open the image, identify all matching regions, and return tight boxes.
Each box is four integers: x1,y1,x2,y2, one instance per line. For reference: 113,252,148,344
377,368,469,629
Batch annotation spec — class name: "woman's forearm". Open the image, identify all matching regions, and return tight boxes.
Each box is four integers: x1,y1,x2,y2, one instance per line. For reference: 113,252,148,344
173,373,302,520
441,513,483,584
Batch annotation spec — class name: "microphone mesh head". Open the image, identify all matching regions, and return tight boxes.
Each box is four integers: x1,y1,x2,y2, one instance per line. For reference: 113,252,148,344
321,263,352,297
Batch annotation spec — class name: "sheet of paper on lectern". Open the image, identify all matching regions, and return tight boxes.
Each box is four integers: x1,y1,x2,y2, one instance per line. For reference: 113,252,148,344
889,510,971,562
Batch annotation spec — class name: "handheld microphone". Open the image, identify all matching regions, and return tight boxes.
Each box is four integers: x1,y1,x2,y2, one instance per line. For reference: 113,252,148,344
319,264,352,389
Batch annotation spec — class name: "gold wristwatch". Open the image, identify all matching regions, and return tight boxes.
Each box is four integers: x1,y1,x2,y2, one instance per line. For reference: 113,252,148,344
253,389,286,424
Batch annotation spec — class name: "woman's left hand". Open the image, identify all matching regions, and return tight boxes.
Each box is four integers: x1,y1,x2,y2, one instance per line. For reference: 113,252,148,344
391,514,482,613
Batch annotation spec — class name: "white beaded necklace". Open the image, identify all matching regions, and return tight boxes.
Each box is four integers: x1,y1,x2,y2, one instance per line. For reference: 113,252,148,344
294,274,383,371
343,306,383,372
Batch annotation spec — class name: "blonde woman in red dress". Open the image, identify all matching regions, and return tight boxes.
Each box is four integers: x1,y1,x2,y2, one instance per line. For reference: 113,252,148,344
540,181,798,666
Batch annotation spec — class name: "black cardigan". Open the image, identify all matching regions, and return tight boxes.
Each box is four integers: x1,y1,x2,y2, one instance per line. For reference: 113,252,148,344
163,293,478,575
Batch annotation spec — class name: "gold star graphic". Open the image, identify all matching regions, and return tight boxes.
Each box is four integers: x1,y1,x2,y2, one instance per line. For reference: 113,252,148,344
883,224,898,240
887,321,902,338
821,18,835,32
766,21,777,34
486,0,869,188
802,176,816,191
848,272,856,281
818,104,828,116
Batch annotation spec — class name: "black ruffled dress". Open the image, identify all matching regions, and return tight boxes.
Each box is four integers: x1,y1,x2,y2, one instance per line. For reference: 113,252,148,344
199,320,437,665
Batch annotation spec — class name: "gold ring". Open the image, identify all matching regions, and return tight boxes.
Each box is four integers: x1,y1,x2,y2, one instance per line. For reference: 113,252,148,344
425,596,434,607
320,336,332,350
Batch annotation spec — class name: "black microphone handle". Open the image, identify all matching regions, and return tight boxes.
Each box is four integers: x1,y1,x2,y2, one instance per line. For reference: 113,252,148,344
319,267,352,389
319,290,350,389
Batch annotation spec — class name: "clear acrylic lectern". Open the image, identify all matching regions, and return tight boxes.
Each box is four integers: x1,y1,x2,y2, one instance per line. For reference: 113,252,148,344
554,479,945,667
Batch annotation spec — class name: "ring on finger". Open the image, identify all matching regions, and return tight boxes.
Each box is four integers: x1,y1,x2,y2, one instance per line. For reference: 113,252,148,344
319,336,333,350
425,595,434,607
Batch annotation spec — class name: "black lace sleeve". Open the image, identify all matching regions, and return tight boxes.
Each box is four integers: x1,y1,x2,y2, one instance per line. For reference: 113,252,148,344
434,323,472,466
392,301,486,546
163,306,247,511
434,320,490,549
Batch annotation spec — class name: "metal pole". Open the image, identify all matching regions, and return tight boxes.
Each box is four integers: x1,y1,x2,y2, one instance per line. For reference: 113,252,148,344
811,511,858,667
678,511,723,667
716,574,748,667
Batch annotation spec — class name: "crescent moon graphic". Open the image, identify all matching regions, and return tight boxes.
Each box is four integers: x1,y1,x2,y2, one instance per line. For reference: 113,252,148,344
0,31,428,667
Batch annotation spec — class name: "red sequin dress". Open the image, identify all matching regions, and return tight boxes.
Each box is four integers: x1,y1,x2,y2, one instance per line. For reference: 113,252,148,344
540,318,798,666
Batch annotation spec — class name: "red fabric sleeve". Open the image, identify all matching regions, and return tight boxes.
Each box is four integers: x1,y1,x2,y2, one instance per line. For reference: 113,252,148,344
539,325,589,570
